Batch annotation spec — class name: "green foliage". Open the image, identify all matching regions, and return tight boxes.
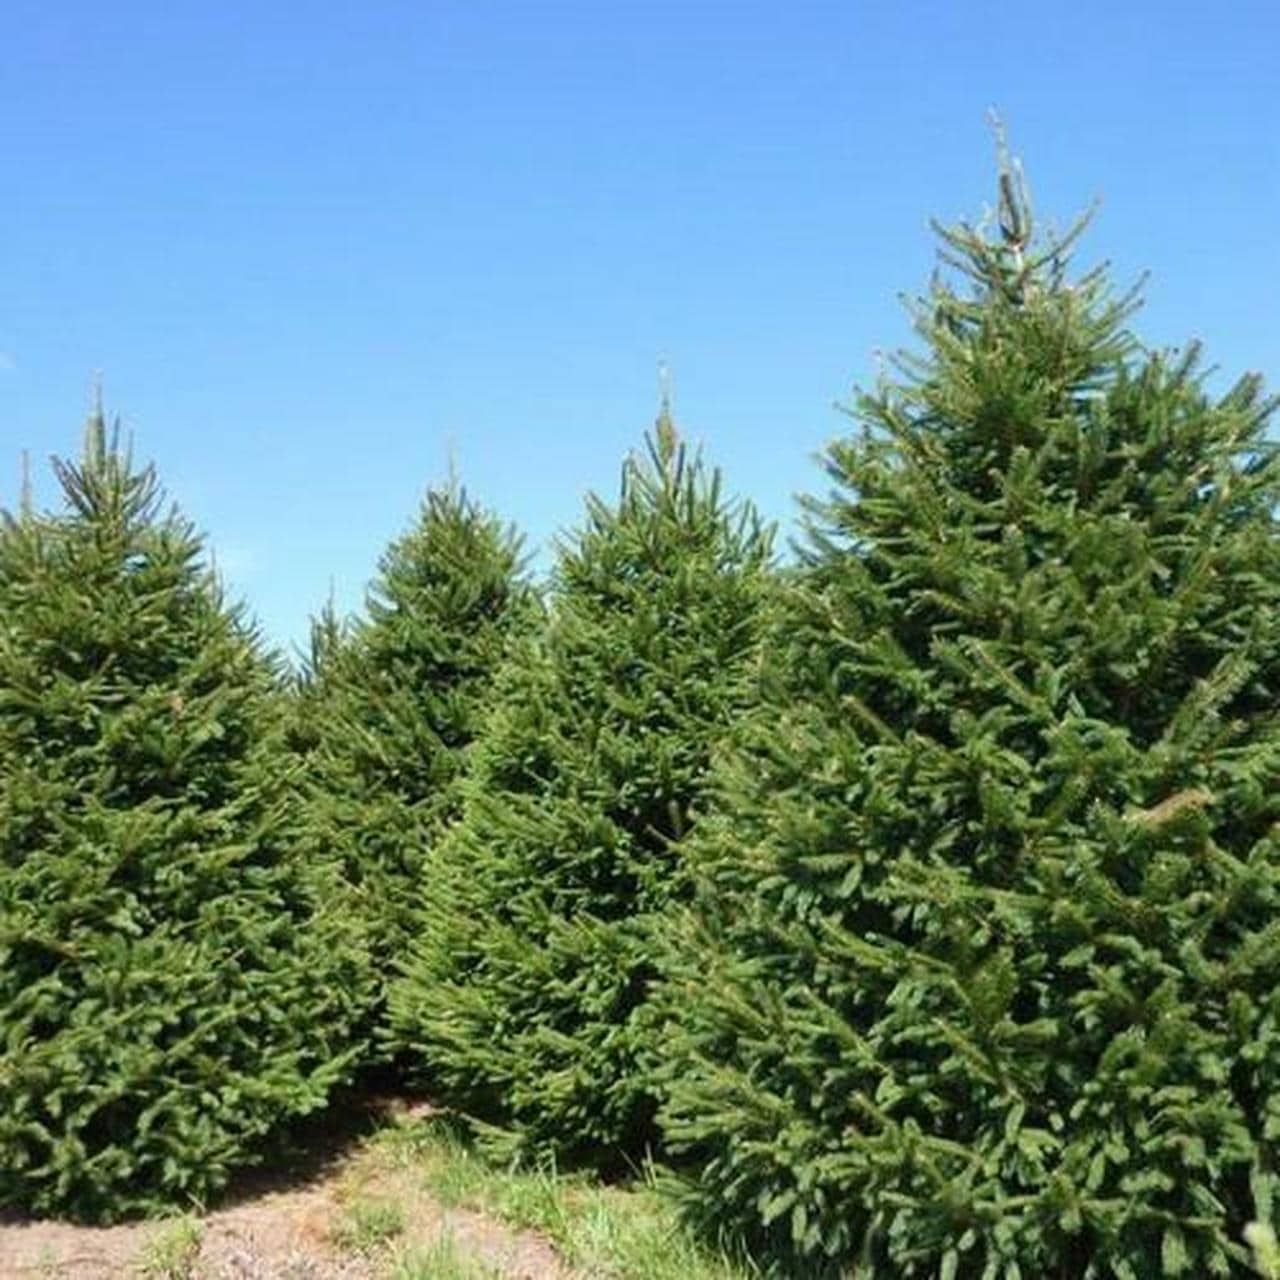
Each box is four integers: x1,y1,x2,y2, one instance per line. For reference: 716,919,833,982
388,409,774,1163
293,483,536,1051
657,162,1280,1276
1247,1223,1280,1279
0,415,366,1221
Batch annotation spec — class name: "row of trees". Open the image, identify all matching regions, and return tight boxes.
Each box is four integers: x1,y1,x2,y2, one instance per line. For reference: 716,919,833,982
3,160,1279,1277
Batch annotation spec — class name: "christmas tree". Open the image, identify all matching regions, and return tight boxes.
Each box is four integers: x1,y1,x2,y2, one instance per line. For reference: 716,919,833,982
387,399,775,1163
0,411,366,1220
293,482,537,1053
657,152,1280,1276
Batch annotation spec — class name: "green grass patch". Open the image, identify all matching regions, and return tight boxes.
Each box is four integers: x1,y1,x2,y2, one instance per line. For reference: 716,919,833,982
332,1193,407,1253
370,1114,755,1280
391,1233,503,1279
132,1215,203,1279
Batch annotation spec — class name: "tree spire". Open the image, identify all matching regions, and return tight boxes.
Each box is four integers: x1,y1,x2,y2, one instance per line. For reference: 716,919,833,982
84,371,109,466
18,449,32,517
989,109,1032,264
654,359,680,465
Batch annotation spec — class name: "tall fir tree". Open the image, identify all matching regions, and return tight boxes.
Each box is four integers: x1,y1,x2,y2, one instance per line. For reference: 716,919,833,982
0,411,367,1221
387,401,775,1163
293,481,537,1050
656,156,1280,1276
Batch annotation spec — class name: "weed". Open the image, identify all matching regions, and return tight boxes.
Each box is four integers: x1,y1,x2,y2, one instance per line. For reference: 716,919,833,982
332,1193,406,1253
390,1233,502,1279
33,1245,61,1279
133,1215,203,1279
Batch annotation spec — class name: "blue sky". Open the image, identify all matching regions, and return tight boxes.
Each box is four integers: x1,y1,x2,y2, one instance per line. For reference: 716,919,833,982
2,0,1276,656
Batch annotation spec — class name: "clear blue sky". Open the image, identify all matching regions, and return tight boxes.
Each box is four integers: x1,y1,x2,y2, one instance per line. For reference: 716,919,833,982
3,1,1276,656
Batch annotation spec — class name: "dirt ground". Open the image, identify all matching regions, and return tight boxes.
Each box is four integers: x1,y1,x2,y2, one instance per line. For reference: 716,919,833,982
0,1100,571,1280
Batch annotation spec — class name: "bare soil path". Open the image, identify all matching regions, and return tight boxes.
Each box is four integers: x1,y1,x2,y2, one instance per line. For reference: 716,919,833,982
0,1099,572,1280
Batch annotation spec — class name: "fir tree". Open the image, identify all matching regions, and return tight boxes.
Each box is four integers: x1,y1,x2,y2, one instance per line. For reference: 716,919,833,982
656,156,1280,1276
294,482,537,1049
387,401,774,1163
0,412,366,1221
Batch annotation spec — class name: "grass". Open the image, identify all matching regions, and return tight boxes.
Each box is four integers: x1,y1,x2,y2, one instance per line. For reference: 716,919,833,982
367,1113,756,1280
332,1192,408,1253
391,1233,504,1279
132,1215,203,1279
34,1246,61,1279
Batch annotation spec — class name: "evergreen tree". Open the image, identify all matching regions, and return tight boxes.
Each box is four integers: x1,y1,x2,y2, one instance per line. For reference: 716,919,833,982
0,413,366,1221
656,159,1280,1276
387,404,774,1163
294,482,537,1048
